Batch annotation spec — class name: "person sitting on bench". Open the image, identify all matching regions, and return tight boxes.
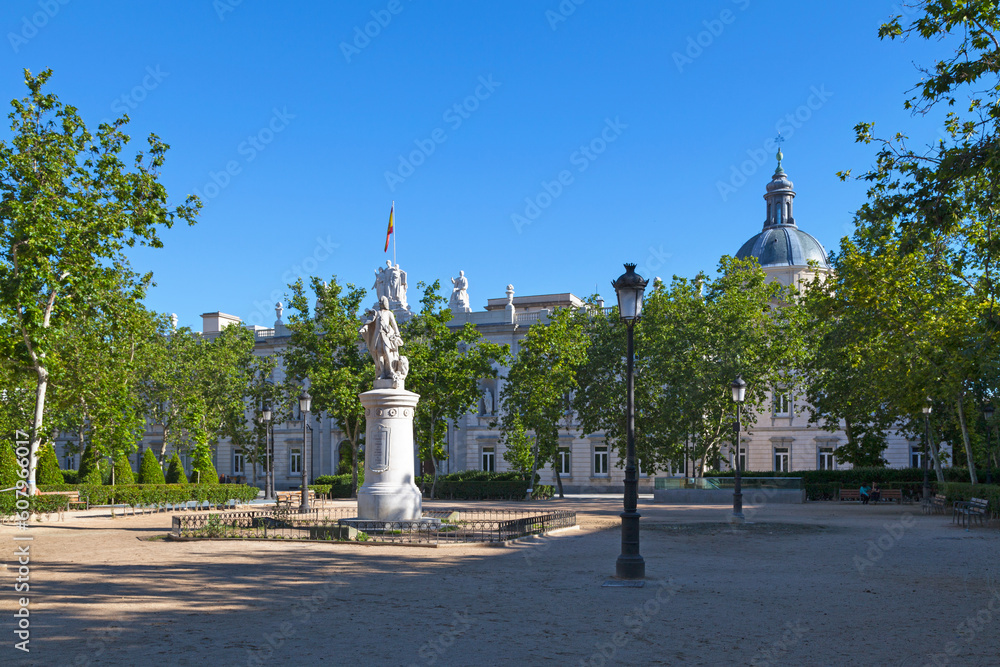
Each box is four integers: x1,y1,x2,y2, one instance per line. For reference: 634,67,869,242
860,484,871,504
870,482,881,503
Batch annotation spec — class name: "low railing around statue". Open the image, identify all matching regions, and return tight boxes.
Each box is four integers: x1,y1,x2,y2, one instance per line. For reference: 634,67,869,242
171,508,577,544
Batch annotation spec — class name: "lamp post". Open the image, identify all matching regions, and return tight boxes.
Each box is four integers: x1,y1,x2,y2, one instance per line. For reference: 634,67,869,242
922,399,932,502
299,390,312,512
612,263,648,580
985,403,995,484
261,404,273,501
731,376,747,522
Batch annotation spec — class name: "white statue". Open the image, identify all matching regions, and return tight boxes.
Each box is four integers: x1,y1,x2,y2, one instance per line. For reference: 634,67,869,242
481,387,494,415
275,301,283,323
449,270,471,312
373,260,409,310
359,296,408,385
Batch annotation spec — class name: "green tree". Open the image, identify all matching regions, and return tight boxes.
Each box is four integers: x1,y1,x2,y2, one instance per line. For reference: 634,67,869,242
0,441,17,490
137,447,165,485
36,442,63,485
111,452,135,486
577,259,801,476
284,277,373,496
498,307,588,498
164,452,186,484
403,281,508,497
77,444,104,485
189,444,217,484
0,69,199,491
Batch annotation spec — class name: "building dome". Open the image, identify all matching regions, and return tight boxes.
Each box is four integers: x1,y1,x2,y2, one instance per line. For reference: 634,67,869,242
735,149,830,269
736,226,830,269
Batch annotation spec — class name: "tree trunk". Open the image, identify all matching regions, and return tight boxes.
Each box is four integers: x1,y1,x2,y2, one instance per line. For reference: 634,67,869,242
27,365,49,493
430,420,438,500
526,436,540,500
554,467,564,498
956,395,978,484
927,421,945,485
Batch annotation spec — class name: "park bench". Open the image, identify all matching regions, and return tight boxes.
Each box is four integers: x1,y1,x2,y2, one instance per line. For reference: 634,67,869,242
39,490,89,510
952,497,989,528
839,489,862,502
923,494,947,515
877,489,903,504
275,490,316,509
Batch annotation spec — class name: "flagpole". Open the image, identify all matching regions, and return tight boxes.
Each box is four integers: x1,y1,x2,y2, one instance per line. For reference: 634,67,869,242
392,200,396,266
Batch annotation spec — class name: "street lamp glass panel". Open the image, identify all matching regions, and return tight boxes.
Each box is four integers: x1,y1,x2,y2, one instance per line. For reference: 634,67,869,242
262,408,272,422
985,404,995,420
922,405,932,415
299,392,312,414
612,264,649,322
731,377,747,403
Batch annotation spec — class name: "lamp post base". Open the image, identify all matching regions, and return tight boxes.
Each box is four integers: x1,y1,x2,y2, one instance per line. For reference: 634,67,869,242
615,554,646,580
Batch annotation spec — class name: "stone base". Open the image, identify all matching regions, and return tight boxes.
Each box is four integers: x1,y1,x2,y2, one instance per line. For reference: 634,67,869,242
357,482,423,522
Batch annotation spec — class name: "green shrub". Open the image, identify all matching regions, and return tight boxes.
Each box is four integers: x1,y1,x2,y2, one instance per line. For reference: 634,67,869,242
78,445,104,486
137,448,165,485
36,443,64,485
190,449,218,484
165,453,187,484
314,472,365,497
60,469,78,484
940,482,1000,519
9,483,261,515
0,442,19,490
111,453,135,485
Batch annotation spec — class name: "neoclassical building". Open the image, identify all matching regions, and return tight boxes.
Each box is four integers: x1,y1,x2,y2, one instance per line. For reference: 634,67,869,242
57,153,931,489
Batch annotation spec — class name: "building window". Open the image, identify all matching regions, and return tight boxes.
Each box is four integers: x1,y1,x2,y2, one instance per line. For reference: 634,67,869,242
773,391,791,417
233,450,245,475
738,447,747,472
910,447,923,469
594,445,609,476
290,448,302,474
558,448,571,476
482,446,495,472
774,448,789,472
818,447,834,471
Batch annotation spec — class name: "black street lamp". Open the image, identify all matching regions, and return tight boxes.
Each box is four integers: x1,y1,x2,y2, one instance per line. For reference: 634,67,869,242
612,263,648,581
260,404,273,501
731,376,747,522
299,390,312,512
985,403,995,484
922,398,932,502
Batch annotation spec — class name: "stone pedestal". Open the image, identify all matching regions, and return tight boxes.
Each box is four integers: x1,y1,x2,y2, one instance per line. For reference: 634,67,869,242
357,387,422,521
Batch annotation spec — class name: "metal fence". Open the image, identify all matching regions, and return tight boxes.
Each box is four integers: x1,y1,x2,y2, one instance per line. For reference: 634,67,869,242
171,508,577,545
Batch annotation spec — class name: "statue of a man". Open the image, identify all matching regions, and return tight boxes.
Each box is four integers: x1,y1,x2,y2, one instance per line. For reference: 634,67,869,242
359,296,407,383
372,263,389,301
387,262,408,308
449,270,471,312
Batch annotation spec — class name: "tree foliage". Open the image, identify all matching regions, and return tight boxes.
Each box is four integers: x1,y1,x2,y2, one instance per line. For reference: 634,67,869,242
0,69,199,490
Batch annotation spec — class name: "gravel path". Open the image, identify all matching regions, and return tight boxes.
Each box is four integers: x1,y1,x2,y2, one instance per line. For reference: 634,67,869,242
2,499,998,666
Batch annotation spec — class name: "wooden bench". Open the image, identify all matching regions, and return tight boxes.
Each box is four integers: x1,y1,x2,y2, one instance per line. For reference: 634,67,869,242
275,490,316,509
953,497,989,528
38,490,89,510
875,489,903,504
839,489,862,502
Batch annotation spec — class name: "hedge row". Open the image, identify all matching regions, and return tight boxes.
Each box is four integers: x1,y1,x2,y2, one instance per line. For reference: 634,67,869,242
427,480,554,500
0,484,260,516
707,467,998,486
314,474,363,498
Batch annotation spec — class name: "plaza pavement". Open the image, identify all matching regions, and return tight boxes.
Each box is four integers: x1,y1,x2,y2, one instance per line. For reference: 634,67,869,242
2,497,998,666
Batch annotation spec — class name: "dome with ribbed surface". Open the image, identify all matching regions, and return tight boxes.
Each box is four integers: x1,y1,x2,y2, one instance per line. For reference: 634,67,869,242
736,226,830,268
735,149,830,269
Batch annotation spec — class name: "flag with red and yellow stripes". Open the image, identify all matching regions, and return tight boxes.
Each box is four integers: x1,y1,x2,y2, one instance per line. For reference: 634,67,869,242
384,203,394,252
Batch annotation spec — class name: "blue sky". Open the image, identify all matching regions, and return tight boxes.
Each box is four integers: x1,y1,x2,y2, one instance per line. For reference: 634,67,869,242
2,0,950,329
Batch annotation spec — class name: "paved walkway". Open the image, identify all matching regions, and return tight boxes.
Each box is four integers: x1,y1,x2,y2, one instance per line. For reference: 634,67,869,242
2,499,998,666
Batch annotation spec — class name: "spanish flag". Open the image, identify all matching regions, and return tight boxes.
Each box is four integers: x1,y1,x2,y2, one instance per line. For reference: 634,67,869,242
384,203,394,252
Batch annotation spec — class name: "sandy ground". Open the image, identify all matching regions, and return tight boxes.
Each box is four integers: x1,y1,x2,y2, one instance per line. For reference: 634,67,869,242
1,498,998,667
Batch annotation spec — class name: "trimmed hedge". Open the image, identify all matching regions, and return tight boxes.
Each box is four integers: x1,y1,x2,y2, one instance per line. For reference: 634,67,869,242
707,467,996,485
60,470,79,484
165,453,187,484
37,443,64,485
137,448,165,485
111,453,135,485
418,471,552,500
314,473,364,498
0,483,260,516
78,445,104,485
